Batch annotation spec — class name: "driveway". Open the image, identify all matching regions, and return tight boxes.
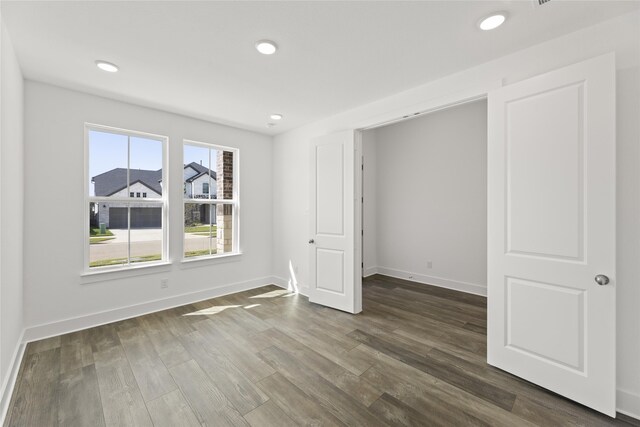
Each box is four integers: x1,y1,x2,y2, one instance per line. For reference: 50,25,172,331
108,228,163,243
90,228,214,262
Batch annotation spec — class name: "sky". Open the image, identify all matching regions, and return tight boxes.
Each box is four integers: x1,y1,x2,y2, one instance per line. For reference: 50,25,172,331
89,130,217,196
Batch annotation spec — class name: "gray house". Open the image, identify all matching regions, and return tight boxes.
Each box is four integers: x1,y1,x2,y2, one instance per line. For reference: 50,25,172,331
92,162,216,228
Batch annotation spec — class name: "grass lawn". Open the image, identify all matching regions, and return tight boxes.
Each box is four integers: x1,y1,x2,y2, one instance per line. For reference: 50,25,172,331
185,224,217,234
185,249,218,258
90,254,161,268
90,227,114,236
90,236,116,244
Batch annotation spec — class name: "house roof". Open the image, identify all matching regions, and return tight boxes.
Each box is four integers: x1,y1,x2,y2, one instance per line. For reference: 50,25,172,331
92,163,216,197
184,162,216,179
185,162,217,183
93,168,163,197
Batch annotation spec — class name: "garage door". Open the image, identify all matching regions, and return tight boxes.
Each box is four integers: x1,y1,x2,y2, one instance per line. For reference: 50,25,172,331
108,207,162,229
109,208,128,229
131,208,162,228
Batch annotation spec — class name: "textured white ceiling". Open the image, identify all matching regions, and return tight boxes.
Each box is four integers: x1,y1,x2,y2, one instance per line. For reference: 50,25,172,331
2,1,637,135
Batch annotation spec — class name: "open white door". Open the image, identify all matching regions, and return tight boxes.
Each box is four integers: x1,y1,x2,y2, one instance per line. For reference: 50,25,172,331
488,53,616,416
309,130,362,314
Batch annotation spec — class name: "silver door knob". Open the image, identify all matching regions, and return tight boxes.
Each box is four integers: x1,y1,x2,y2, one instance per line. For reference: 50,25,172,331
595,275,610,286
308,239,315,244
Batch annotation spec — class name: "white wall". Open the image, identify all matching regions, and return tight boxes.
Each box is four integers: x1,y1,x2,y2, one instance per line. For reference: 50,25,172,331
0,17,24,414
23,82,273,338
272,10,640,417
365,100,487,294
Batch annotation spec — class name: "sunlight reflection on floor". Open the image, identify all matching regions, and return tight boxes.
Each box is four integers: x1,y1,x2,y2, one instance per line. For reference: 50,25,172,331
182,305,240,316
243,304,261,309
249,289,294,299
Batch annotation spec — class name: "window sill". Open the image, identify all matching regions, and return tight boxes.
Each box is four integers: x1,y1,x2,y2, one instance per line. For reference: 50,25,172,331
81,261,173,284
180,252,242,269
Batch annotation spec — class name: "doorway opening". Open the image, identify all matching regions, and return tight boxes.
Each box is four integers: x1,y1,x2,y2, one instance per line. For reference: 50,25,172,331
359,98,488,299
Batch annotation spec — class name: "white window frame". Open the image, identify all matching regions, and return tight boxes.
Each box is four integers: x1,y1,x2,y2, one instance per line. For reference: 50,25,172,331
182,139,240,260
84,123,169,272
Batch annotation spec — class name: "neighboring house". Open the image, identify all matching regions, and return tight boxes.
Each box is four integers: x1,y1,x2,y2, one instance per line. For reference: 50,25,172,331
183,162,218,226
92,162,216,228
183,162,217,199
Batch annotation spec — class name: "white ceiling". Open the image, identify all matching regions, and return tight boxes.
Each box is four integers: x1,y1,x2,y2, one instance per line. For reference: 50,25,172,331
2,1,638,135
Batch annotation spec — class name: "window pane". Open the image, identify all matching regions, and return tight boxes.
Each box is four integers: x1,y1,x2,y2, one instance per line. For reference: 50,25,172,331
89,202,128,268
89,130,128,198
129,202,163,264
184,203,215,257
130,136,163,199
183,144,213,200
215,203,234,254
215,149,234,200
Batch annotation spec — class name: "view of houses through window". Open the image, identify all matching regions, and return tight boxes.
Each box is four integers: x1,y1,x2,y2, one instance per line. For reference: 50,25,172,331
87,127,237,270
88,127,166,269
183,141,237,259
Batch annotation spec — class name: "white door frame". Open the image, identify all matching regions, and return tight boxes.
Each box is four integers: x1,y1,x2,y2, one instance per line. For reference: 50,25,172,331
353,88,498,284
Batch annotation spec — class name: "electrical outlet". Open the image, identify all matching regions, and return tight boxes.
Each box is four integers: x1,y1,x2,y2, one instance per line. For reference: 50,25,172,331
427,261,433,269
160,279,169,289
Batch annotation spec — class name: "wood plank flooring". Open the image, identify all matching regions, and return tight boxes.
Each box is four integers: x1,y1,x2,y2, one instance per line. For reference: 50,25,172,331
5,275,638,426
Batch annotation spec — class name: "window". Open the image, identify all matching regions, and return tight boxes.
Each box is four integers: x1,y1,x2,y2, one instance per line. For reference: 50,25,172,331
86,124,167,270
183,140,238,259
143,192,147,198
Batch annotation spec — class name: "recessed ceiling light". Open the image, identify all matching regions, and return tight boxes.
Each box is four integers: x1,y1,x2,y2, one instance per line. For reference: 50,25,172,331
479,13,506,31
270,113,283,120
95,60,119,73
255,40,278,55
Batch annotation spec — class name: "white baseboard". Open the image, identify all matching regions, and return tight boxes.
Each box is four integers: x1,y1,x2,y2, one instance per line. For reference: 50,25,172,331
374,266,487,297
271,276,309,296
271,275,289,290
23,276,276,343
618,388,640,421
0,329,26,425
363,266,378,277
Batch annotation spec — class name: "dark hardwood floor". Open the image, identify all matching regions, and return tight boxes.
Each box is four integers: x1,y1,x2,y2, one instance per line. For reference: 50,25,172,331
4,275,637,426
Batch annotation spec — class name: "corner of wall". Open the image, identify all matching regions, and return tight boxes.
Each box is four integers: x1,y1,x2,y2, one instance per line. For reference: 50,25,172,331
618,388,640,422
0,331,25,425
0,16,26,426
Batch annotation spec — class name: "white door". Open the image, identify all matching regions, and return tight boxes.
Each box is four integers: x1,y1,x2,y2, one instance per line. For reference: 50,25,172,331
309,130,362,314
487,53,616,416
